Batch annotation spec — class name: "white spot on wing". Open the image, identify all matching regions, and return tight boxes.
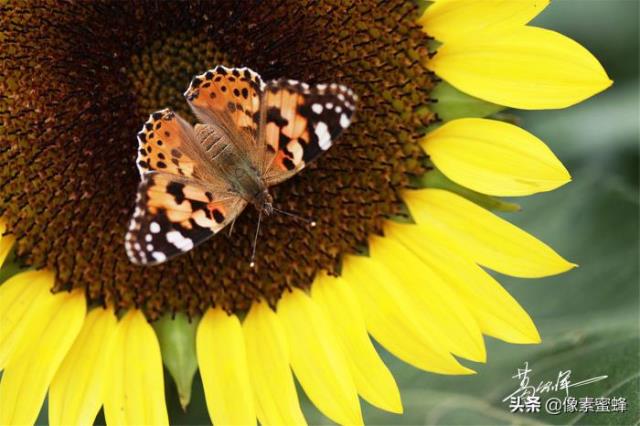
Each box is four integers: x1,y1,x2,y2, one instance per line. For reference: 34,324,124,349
340,114,350,129
152,252,167,262
166,230,194,251
311,103,323,114
315,122,332,151
150,222,161,233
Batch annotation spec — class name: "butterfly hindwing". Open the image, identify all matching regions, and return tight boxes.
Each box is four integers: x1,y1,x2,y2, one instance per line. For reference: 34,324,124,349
260,79,357,184
136,108,208,179
125,172,247,265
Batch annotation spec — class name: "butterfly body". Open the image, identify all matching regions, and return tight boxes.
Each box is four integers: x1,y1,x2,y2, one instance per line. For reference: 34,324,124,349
125,65,356,265
193,122,272,213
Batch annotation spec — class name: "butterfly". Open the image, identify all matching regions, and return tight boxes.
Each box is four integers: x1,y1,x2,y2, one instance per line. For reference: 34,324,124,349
125,65,357,265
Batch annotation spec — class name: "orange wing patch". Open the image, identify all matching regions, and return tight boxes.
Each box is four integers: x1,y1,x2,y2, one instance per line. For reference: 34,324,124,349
144,173,236,231
136,109,201,178
262,83,309,172
184,66,264,137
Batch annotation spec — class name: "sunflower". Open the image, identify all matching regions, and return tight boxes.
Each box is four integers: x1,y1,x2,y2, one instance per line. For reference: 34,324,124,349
0,0,611,425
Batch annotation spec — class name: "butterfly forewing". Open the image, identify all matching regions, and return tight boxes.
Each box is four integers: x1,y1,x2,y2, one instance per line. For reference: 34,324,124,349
184,66,265,170
259,79,357,185
136,108,208,178
125,172,247,265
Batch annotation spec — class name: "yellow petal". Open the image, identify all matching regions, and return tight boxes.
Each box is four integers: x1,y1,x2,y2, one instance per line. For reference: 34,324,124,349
341,255,474,375
0,289,86,426
312,273,403,414
277,288,363,426
49,307,118,426
387,222,540,344
423,118,571,196
419,0,549,42
429,26,612,110
0,270,56,369
196,308,256,426
369,235,486,363
403,189,576,277
243,302,307,426
0,220,15,267
104,310,169,426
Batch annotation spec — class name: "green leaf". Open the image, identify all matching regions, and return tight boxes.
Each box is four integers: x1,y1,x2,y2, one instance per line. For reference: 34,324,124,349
153,313,200,411
431,82,505,121
415,168,521,212
414,0,432,17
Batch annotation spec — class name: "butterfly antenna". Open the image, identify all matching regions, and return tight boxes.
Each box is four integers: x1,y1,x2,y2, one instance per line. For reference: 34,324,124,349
249,210,262,268
272,206,317,227
228,217,237,237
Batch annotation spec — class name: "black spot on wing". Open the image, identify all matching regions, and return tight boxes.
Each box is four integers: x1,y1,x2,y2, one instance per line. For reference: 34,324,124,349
278,133,291,150
212,209,225,223
166,181,185,204
302,132,322,163
266,107,289,128
282,157,296,171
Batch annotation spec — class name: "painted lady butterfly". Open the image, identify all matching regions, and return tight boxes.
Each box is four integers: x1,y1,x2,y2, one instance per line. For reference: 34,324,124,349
125,66,357,265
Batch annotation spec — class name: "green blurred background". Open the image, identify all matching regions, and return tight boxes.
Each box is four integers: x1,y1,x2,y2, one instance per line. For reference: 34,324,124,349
28,0,639,424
